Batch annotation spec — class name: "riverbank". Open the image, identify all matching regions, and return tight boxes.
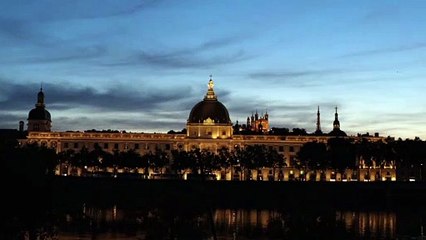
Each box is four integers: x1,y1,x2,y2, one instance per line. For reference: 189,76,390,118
48,176,426,209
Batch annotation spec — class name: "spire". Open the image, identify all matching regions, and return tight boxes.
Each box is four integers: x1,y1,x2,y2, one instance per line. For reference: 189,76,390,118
204,75,217,100
36,86,45,108
315,106,322,134
333,106,340,130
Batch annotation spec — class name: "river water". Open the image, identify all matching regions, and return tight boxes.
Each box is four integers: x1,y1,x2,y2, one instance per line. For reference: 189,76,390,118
16,203,424,240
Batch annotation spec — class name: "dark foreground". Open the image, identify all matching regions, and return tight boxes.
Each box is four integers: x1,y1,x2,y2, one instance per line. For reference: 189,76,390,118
4,176,426,239
49,176,426,209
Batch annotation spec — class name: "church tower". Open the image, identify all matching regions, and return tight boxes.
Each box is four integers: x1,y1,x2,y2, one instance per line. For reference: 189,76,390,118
314,106,323,135
333,106,340,130
328,106,346,137
27,87,52,132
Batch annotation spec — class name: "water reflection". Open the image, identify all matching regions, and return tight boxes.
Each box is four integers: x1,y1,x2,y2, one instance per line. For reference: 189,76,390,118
337,211,396,239
6,202,426,240
51,205,410,240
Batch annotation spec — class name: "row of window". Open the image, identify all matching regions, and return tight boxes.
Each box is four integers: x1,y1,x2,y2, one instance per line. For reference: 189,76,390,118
61,142,295,153
62,142,171,151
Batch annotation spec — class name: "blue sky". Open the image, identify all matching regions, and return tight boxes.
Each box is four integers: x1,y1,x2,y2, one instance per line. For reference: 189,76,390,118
1,0,426,139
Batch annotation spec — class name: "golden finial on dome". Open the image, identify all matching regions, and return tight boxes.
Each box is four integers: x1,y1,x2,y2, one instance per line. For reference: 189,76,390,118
208,75,214,90
205,75,217,100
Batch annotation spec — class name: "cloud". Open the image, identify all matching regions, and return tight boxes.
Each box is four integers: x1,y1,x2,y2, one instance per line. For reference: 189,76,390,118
1,45,108,65
341,43,426,58
103,37,253,69
246,69,345,87
54,115,186,133
0,80,200,112
0,79,236,131
0,17,56,47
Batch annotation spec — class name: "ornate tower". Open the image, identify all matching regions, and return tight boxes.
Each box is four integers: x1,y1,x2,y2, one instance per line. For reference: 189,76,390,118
333,106,340,130
28,87,52,132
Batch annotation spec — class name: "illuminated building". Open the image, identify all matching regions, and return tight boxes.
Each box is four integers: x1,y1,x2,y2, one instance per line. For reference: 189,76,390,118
21,77,396,181
245,110,269,133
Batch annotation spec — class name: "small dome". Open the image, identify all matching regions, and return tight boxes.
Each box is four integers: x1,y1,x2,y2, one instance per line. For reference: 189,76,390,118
188,100,231,124
28,107,51,121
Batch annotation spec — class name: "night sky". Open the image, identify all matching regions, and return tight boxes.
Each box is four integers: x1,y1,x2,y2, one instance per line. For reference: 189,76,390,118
1,0,426,139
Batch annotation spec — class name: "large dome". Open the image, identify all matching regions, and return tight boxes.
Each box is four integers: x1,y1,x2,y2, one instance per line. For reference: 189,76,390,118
187,79,231,124
28,107,51,121
188,100,231,124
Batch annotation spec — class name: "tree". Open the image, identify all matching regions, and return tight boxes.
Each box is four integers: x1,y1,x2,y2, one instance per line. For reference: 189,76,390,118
297,141,328,170
327,138,356,174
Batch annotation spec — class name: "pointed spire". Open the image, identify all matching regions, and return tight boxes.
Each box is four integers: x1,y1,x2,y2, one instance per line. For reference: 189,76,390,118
315,106,322,134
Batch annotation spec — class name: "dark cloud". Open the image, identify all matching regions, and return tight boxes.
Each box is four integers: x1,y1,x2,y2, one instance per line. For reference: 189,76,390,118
0,112,25,129
103,37,253,69
341,43,426,58
246,69,345,87
0,17,56,47
0,80,235,132
0,80,199,112
25,46,107,63
249,70,325,79
54,116,186,133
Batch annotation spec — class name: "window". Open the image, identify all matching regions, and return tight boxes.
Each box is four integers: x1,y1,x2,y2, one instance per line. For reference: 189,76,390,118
104,143,109,149
289,146,294,152
94,143,99,148
165,144,170,150
74,143,79,149
222,131,226,135
279,146,284,152
114,143,119,149
64,142,69,148
134,143,139,149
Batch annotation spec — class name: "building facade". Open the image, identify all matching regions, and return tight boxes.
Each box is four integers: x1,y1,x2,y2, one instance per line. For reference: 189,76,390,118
21,78,396,181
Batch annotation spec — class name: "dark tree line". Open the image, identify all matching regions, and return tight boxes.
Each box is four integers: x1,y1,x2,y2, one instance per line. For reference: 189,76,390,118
297,137,426,171
57,144,284,178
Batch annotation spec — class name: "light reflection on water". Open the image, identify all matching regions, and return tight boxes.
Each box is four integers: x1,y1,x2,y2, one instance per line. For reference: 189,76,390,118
52,205,412,240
